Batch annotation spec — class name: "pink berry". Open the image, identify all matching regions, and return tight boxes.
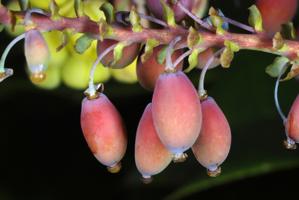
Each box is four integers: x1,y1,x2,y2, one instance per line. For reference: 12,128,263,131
97,39,140,69
256,0,297,35
135,103,172,182
146,0,193,22
136,46,183,91
285,95,299,143
152,71,202,161
192,97,231,177
80,94,127,173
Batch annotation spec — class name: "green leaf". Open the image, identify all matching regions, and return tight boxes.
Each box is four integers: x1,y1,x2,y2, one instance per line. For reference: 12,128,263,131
74,34,93,54
100,2,115,23
187,27,202,49
248,5,263,32
98,19,114,41
49,0,60,20
220,40,240,68
265,56,289,78
160,0,176,27
129,7,142,32
185,49,200,73
273,32,286,50
220,48,234,68
18,0,28,11
209,7,225,35
74,0,84,17
141,39,160,63
281,22,296,40
157,46,168,65
56,31,68,52
224,40,240,52
112,42,126,66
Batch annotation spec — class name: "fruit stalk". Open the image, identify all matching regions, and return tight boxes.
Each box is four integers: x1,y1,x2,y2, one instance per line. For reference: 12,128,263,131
0,32,25,72
88,43,117,96
274,65,287,122
198,48,224,98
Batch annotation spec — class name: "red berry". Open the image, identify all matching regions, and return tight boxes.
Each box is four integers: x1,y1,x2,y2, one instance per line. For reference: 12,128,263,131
152,71,202,161
285,95,299,143
146,0,193,22
80,94,127,173
136,46,183,90
135,103,172,182
256,0,297,35
192,97,231,177
97,39,140,69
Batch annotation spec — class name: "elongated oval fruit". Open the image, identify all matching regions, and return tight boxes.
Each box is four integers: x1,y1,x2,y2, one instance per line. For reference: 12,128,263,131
80,94,127,173
136,46,183,91
256,0,297,35
97,39,140,69
135,103,172,183
192,97,231,177
285,95,299,148
24,29,50,83
152,71,202,161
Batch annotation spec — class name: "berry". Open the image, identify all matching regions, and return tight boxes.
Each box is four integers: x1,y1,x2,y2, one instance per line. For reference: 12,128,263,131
192,97,231,177
285,95,299,143
135,103,172,182
136,46,183,90
24,29,50,83
152,71,202,161
97,39,140,69
256,0,298,35
146,0,193,22
80,93,127,173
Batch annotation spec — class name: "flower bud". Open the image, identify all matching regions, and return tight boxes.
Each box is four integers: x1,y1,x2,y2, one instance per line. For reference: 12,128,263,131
24,29,49,83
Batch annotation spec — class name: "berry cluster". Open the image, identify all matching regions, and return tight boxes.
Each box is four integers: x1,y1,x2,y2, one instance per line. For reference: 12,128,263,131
0,0,299,183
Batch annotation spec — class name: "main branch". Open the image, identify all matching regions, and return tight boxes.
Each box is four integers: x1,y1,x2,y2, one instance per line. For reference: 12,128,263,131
0,5,299,59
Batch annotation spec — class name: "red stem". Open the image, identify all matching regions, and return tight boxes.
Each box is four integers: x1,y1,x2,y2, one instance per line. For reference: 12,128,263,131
0,6,299,59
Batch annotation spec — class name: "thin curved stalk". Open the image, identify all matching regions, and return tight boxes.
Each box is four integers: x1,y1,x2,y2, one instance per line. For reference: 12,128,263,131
165,36,182,71
88,44,117,93
198,48,224,97
274,66,287,122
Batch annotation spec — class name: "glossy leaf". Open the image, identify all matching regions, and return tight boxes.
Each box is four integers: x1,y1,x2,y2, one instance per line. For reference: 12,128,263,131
160,0,176,27
141,39,160,63
100,2,115,23
129,7,142,32
248,5,263,32
74,34,93,54
265,56,289,78
185,49,200,73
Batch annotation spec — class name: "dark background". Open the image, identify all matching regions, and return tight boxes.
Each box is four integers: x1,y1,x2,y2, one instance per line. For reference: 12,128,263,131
1,0,299,199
